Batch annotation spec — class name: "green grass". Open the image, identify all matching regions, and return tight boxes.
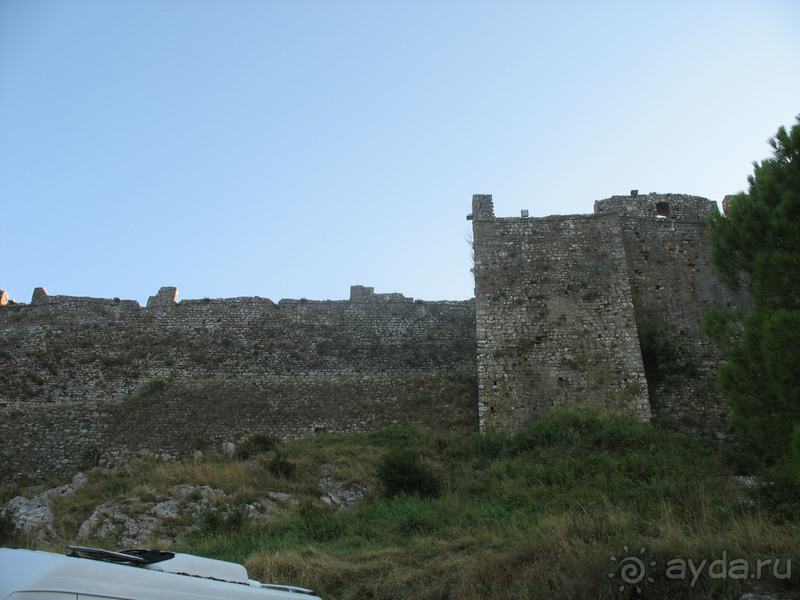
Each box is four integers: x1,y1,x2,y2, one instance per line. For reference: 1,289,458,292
7,407,800,599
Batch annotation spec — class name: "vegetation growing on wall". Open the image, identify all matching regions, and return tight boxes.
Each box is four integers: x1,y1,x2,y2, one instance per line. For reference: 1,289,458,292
638,320,697,385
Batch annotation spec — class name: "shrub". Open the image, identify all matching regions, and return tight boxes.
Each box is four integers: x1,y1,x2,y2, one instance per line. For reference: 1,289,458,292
100,355,129,367
297,501,342,542
377,448,439,499
0,508,18,546
368,426,418,447
79,445,102,469
268,451,296,480
582,287,600,301
143,378,168,394
465,429,507,460
517,336,533,353
638,321,697,384
720,443,763,476
200,507,248,534
235,434,276,460
750,464,800,523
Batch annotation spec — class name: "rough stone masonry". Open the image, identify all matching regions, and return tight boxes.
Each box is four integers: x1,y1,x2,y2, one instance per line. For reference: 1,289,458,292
470,192,750,435
0,286,476,479
0,192,750,480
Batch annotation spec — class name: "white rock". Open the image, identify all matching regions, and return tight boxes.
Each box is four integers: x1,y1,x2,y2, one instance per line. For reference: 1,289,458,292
0,472,88,543
222,442,236,457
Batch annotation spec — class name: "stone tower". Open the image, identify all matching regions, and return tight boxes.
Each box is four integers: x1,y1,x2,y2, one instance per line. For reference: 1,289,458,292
471,193,750,434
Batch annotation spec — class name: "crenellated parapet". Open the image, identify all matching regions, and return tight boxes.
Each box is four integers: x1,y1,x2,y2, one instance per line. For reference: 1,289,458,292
0,188,757,481
0,284,477,480
593,192,716,221
349,285,414,303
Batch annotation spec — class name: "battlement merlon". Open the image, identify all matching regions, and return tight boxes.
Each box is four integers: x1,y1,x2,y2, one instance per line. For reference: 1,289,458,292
471,192,717,223
6,286,425,308
146,286,179,308
31,287,49,304
470,194,495,222
349,285,413,303
593,193,717,222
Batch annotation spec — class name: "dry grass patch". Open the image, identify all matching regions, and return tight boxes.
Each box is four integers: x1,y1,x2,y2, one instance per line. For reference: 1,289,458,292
247,540,611,600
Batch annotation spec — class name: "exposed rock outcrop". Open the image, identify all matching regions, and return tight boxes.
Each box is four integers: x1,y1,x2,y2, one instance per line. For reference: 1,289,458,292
1,472,87,543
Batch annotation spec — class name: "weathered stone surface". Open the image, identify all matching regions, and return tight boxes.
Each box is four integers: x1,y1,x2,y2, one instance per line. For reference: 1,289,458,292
75,484,289,547
222,443,237,458
0,470,352,547
146,286,179,308
318,464,367,511
471,193,750,434
0,472,87,543
0,286,476,480
0,191,753,481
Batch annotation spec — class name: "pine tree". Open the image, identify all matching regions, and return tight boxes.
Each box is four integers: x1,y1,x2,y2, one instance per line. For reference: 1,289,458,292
703,115,800,462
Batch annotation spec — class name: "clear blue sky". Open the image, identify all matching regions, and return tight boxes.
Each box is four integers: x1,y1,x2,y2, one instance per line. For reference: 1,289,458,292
2,0,798,305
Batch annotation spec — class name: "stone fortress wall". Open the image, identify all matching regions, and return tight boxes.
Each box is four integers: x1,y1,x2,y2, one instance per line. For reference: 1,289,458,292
1,191,751,481
0,286,477,479
470,193,751,435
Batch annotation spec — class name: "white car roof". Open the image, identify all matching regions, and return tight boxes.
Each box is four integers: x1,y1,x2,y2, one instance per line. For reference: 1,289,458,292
0,548,321,600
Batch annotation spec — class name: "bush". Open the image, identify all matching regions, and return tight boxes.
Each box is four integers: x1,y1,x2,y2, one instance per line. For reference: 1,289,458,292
79,445,102,469
720,443,763,476
751,464,800,523
268,451,296,479
235,434,276,460
200,507,248,534
144,378,168,393
377,448,440,499
297,501,343,542
0,508,18,546
465,429,507,460
510,406,656,455
368,426,418,446
638,321,694,384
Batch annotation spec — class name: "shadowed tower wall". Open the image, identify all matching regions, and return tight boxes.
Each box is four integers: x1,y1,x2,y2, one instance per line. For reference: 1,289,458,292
596,194,751,432
471,194,650,432
471,193,750,434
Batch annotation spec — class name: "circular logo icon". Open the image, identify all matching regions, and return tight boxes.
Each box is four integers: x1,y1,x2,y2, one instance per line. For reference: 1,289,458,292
609,546,656,593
